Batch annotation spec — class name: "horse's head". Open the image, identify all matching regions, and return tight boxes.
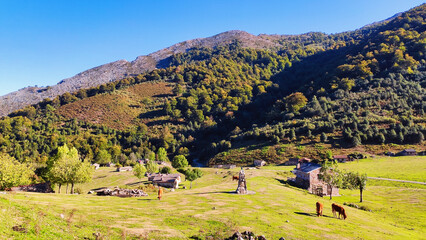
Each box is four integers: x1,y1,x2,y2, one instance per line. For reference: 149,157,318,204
342,208,347,219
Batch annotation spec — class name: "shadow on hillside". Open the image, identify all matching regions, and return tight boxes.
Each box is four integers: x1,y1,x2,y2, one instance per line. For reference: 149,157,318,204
153,93,173,98
125,181,147,186
294,212,333,218
138,109,163,119
145,119,170,127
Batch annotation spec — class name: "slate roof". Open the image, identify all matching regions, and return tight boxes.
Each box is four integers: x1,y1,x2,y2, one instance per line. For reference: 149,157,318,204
296,162,322,173
148,173,181,183
333,155,348,159
403,149,416,152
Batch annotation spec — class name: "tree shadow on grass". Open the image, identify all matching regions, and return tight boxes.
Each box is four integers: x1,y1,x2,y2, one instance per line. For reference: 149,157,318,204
275,178,288,185
125,181,148,186
184,191,236,195
294,212,334,218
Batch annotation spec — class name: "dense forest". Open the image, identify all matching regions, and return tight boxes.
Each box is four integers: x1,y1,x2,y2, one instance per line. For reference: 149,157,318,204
0,4,424,180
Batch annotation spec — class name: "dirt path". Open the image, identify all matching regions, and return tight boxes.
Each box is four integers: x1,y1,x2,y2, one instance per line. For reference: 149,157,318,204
368,177,426,185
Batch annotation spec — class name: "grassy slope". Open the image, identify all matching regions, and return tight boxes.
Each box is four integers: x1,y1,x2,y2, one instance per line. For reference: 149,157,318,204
0,157,425,239
57,82,173,130
338,156,426,182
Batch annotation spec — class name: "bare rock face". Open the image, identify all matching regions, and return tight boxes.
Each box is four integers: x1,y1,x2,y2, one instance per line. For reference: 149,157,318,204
0,30,288,117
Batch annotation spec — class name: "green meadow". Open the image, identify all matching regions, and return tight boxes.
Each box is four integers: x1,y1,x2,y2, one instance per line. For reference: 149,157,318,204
0,156,425,239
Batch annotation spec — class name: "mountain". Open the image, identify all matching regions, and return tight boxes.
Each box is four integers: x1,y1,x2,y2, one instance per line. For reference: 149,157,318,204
0,4,424,168
0,30,295,117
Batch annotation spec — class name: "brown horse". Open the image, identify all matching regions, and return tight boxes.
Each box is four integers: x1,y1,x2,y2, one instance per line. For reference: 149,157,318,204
232,175,239,181
316,202,323,217
332,203,347,220
158,187,163,200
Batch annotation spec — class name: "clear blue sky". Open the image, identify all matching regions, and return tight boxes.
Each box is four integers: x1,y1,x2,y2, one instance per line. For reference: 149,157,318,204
0,0,423,96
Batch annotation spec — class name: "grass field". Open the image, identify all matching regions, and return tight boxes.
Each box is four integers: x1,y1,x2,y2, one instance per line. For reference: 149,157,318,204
0,156,425,239
338,156,426,182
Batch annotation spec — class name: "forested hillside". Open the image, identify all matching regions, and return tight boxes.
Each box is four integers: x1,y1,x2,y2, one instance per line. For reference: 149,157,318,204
0,4,424,178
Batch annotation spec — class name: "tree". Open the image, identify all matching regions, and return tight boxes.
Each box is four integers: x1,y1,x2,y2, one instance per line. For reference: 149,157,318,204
146,151,156,161
285,92,308,113
95,150,111,165
172,155,189,169
48,145,93,194
160,166,172,174
378,133,386,144
133,164,147,180
319,161,343,200
179,168,203,189
345,172,367,202
156,147,169,162
48,145,78,193
320,133,328,142
146,160,159,174
69,159,93,194
289,128,296,140
0,154,34,190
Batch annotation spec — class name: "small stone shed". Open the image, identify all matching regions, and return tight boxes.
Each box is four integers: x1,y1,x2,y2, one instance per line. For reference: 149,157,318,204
148,173,181,189
292,162,339,197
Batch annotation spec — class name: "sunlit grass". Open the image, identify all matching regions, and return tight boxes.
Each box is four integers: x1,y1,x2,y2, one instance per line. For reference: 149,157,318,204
0,156,424,239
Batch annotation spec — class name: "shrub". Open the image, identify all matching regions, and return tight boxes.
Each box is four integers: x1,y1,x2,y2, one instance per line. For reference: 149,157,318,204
160,166,172,174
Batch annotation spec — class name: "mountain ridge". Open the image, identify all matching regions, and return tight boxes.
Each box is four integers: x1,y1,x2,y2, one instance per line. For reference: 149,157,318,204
0,3,420,117
0,30,286,117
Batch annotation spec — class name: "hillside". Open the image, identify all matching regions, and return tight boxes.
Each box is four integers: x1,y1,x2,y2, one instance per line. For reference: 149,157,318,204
0,4,425,169
0,30,311,117
0,5,408,118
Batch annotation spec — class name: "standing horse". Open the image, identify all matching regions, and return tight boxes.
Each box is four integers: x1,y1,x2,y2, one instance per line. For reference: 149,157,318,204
232,175,239,181
331,203,347,220
316,202,323,217
158,187,163,200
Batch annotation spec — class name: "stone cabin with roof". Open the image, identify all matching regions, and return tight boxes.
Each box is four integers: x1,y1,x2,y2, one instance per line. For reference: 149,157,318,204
292,162,339,197
333,155,350,163
148,173,181,189
400,149,417,156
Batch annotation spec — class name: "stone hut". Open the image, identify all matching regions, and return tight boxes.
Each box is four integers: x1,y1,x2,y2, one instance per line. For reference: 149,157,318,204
292,162,339,197
254,160,266,167
92,163,100,170
116,166,133,172
148,173,181,189
333,155,349,163
400,149,417,156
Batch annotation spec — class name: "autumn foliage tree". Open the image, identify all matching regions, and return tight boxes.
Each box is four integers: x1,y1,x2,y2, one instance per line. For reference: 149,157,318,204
285,92,308,113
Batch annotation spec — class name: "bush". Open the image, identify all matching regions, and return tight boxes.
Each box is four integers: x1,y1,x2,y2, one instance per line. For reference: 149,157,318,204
74,187,82,194
160,166,172,174
172,155,188,169
343,202,372,212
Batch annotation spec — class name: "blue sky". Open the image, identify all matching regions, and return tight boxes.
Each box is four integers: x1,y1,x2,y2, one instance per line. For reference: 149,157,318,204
0,0,423,96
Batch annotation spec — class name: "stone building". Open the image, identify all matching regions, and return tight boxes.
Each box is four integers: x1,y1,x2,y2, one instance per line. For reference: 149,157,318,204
292,162,339,197
148,173,181,189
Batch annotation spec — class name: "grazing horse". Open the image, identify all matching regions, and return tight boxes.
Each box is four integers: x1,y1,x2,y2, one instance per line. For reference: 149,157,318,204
232,175,239,181
316,202,323,217
332,203,347,220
